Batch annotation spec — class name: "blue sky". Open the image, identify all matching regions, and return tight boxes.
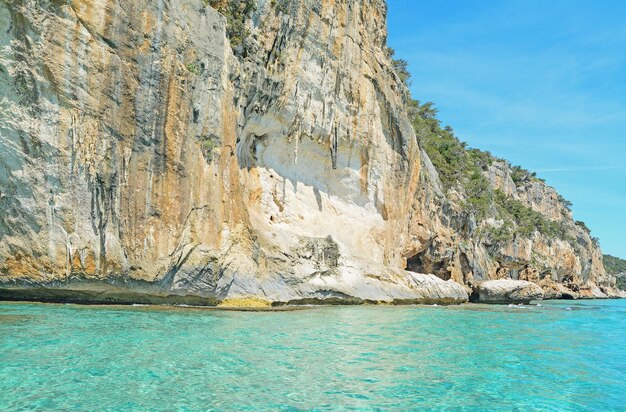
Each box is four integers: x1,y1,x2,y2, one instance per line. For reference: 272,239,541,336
387,0,626,258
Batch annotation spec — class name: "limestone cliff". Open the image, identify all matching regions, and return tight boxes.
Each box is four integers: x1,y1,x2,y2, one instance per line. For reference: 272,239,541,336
0,0,618,305
604,255,626,293
409,155,619,299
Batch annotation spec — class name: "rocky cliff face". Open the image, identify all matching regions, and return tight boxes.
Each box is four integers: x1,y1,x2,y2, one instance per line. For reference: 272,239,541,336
408,156,619,299
604,255,626,294
0,0,618,305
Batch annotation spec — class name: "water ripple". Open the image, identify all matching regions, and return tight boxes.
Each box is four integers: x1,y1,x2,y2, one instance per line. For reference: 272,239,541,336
0,300,624,410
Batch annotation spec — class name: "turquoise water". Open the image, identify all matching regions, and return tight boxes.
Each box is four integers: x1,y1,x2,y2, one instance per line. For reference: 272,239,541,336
1,300,625,411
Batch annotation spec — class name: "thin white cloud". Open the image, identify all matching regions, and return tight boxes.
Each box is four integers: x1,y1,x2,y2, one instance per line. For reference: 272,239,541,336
535,166,623,173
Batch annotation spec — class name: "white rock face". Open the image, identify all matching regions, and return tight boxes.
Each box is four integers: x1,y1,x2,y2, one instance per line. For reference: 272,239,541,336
475,280,544,304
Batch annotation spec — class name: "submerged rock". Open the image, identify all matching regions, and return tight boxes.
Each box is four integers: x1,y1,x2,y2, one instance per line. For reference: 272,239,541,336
474,280,544,304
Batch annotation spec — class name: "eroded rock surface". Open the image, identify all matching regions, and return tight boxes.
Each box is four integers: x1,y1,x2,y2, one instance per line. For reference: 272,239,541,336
474,280,544,304
408,156,619,299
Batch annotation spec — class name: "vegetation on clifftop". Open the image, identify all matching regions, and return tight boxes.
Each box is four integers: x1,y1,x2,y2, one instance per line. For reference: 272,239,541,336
489,190,569,242
604,254,626,274
408,98,572,243
385,45,575,245
386,48,412,89
605,255,626,290
207,0,256,51
604,254,626,273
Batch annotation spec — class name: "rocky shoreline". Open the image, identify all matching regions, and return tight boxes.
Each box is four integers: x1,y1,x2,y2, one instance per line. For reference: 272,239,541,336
1,278,622,309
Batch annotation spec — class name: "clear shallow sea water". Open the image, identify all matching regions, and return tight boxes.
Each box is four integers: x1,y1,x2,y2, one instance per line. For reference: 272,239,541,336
0,300,624,411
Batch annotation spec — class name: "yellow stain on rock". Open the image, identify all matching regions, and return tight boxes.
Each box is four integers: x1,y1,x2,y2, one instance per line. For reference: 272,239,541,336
218,297,272,308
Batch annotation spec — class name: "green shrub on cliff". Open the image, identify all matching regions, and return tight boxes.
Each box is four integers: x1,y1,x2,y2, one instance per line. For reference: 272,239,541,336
510,165,526,185
388,50,592,251
493,190,567,239
207,0,256,50
575,220,591,233
558,194,573,211
185,63,201,75
411,100,479,190
483,220,515,244
465,170,493,220
270,0,290,14
605,255,626,290
408,99,571,243
386,47,412,91
604,254,626,275
479,191,569,244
